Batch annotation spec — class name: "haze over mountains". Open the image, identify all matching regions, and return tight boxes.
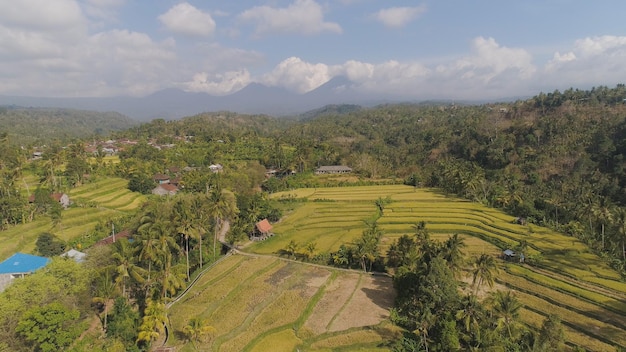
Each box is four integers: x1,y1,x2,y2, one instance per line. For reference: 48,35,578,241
0,77,397,121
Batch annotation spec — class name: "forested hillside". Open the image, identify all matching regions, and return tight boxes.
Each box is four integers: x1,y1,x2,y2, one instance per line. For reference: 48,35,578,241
111,85,626,271
0,106,137,144
1,84,626,351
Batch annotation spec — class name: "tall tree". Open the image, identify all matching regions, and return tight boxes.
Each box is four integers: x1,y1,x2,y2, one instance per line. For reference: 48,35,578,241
136,299,167,346
471,254,499,295
111,239,146,298
534,314,565,352
488,290,523,339
173,195,197,280
206,184,239,260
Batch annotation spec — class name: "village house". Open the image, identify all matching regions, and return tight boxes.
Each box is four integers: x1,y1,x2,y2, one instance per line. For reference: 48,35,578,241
209,164,223,173
94,229,131,246
61,249,86,263
28,192,71,209
0,253,50,292
315,165,353,175
153,173,170,184
251,219,273,241
152,183,179,196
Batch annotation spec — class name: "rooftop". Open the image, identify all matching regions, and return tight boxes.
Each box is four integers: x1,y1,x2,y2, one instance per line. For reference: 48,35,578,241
256,219,273,233
0,253,50,274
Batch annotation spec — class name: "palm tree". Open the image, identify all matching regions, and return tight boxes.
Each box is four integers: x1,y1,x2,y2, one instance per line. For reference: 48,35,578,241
173,195,197,280
304,241,317,260
137,222,161,283
137,299,167,344
456,294,484,345
285,240,299,259
413,308,434,352
442,233,466,277
187,194,207,268
592,200,613,250
92,268,116,330
471,254,499,295
488,290,523,339
612,207,626,265
183,317,216,346
206,185,239,260
111,239,146,298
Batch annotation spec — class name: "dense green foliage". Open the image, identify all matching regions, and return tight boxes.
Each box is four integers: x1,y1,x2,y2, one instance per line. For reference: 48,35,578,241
0,107,136,145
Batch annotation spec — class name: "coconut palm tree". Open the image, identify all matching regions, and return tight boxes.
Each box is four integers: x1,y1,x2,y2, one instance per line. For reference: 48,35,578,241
471,254,499,295
137,299,167,344
456,294,484,346
488,290,523,339
183,317,216,347
92,268,116,330
612,207,626,265
442,233,466,277
111,239,146,298
206,185,238,260
592,200,613,250
173,195,197,280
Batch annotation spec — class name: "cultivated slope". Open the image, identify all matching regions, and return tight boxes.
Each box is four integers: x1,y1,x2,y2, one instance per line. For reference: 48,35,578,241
256,185,626,350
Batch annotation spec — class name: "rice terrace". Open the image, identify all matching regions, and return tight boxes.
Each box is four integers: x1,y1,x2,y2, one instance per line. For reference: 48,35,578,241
164,185,626,351
0,176,145,261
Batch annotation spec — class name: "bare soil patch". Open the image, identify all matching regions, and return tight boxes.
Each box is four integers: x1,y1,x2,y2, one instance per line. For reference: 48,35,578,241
328,274,395,332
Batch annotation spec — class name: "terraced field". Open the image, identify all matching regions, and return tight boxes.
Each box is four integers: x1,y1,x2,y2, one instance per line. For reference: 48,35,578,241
166,255,399,352
250,185,626,350
0,177,145,261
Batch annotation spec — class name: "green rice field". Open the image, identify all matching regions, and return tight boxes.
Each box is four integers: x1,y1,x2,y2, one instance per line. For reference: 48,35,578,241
247,185,626,350
0,177,145,261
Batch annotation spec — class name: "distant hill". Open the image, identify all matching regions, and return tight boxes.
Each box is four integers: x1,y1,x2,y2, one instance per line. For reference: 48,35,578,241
0,77,401,121
0,106,137,144
298,104,363,121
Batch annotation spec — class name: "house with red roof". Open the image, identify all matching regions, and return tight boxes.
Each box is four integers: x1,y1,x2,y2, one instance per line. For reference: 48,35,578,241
251,219,274,241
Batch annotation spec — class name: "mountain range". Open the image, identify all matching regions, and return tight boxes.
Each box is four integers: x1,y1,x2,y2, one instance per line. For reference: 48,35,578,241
0,76,398,121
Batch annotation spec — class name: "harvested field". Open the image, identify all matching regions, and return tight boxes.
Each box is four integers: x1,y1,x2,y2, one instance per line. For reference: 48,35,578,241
166,255,398,351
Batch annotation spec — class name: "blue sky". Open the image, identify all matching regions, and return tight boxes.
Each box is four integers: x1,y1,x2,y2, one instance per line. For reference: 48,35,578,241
1,0,625,100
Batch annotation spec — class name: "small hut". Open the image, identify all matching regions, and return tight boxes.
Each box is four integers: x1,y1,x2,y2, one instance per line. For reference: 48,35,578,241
502,249,516,261
251,219,273,241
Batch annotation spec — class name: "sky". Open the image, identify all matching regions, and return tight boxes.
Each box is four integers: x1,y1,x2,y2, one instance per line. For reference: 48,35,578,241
1,0,626,101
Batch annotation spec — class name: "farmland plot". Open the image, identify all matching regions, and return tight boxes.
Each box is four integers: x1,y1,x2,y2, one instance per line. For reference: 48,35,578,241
166,255,398,352
257,185,626,350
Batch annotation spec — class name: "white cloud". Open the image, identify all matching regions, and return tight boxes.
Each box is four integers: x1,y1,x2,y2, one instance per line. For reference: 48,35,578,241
574,35,626,57
158,2,216,37
0,0,88,61
540,35,626,89
80,0,125,23
239,0,342,36
374,5,427,28
0,28,178,97
0,0,86,30
340,60,374,82
184,70,251,95
261,57,332,93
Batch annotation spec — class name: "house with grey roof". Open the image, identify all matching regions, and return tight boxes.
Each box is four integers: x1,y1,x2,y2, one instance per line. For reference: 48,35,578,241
315,165,353,175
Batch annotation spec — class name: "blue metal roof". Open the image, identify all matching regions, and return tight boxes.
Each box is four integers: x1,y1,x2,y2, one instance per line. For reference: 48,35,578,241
0,253,50,274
